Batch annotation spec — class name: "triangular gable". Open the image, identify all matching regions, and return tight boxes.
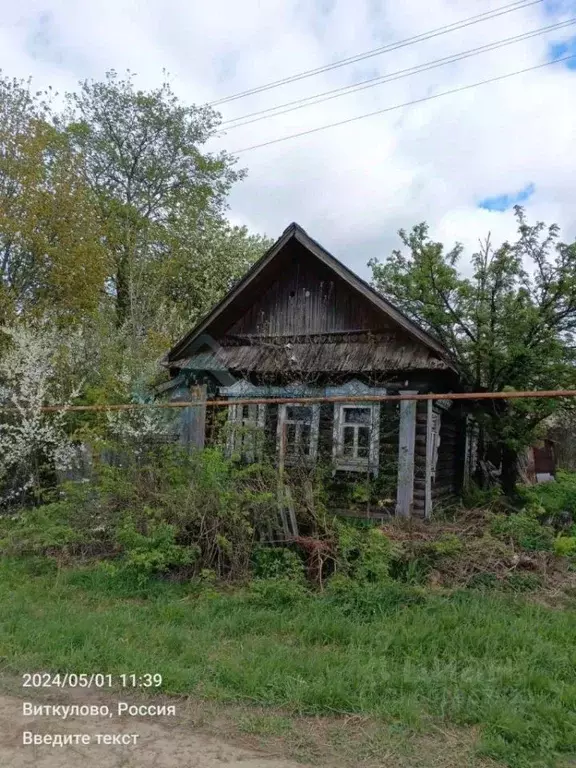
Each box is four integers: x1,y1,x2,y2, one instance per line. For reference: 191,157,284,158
164,223,455,370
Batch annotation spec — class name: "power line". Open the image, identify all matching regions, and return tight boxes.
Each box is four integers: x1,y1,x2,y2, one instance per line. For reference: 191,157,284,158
219,18,575,132
210,0,543,107
230,54,576,154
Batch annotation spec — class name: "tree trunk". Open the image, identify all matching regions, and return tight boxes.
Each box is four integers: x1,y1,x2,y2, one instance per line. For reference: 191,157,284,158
500,444,519,496
115,253,129,327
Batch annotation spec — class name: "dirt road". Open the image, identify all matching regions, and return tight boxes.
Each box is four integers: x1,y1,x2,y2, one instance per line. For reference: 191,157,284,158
0,693,303,768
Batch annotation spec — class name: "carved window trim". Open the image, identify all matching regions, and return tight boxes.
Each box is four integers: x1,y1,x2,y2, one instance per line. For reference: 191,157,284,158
332,402,380,473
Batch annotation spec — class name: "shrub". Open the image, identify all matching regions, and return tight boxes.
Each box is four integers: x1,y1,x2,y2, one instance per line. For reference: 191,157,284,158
252,546,305,582
0,443,280,580
0,502,83,558
389,533,465,585
115,517,198,580
462,481,503,509
554,535,576,558
466,570,543,592
334,521,395,583
430,533,464,557
489,511,555,551
518,470,576,527
467,572,499,590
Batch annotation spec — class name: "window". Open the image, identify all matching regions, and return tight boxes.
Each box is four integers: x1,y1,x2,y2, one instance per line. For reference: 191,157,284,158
333,403,380,472
227,402,266,461
277,403,320,464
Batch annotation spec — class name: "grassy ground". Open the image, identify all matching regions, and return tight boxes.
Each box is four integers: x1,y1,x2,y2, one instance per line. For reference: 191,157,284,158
0,557,575,768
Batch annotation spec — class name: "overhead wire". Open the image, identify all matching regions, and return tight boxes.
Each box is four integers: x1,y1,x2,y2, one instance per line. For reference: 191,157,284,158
209,0,543,106
229,54,576,154
218,17,576,132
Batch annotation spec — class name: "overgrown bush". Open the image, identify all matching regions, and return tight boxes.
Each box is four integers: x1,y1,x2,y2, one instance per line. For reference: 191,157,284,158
333,520,396,583
389,532,465,584
554,535,576,558
513,470,575,535
252,546,305,581
0,442,280,580
115,518,198,580
489,510,555,551
0,502,82,559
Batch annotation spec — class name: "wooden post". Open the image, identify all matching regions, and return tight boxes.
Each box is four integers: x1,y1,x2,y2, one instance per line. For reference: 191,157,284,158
463,415,479,491
178,384,207,452
425,399,433,519
396,390,417,518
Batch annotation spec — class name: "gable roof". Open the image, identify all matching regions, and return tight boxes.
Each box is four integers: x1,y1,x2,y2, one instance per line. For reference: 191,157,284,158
164,222,456,371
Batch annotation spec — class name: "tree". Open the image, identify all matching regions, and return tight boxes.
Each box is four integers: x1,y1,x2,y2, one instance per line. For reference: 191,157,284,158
369,207,576,493
0,76,108,328
63,70,247,329
0,324,83,507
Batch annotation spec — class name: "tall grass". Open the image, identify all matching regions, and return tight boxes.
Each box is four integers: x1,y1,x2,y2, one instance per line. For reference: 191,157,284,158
0,558,574,767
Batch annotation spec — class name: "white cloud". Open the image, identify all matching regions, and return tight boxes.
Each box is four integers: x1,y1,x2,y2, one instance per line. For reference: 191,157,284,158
1,0,575,278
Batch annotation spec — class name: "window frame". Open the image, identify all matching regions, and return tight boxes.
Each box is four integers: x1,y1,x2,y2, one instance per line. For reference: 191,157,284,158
332,401,380,473
226,402,266,462
277,402,320,465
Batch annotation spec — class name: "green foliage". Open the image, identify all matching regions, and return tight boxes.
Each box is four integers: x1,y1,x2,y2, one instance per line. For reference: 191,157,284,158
489,510,555,551
0,443,279,579
467,572,499,590
2,555,576,766
429,532,464,557
334,521,395,583
252,546,305,581
63,69,269,338
518,470,576,523
462,481,503,509
370,208,576,491
554,535,576,557
326,577,427,620
467,571,543,593
389,533,465,585
115,518,197,580
0,503,81,557
0,76,108,327
0,70,271,445
247,577,309,607
350,481,370,504
503,571,544,592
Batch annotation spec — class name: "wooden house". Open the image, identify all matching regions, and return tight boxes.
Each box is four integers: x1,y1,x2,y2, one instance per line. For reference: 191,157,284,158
162,223,471,517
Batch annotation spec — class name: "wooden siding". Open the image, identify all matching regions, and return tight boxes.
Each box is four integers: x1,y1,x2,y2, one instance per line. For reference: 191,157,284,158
170,245,450,376
166,225,454,367
413,401,429,515
227,253,388,337
432,410,465,502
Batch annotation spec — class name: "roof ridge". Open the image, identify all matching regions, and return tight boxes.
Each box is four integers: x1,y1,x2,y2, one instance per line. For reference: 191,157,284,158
164,222,457,372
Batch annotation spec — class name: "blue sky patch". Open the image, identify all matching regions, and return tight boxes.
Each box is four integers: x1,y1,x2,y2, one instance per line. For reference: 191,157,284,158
548,35,576,69
478,183,535,212
544,0,576,14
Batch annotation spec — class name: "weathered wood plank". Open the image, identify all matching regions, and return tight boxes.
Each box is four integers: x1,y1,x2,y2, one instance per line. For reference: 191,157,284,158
425,399,433,519
396,390,417,517
180,384,207,451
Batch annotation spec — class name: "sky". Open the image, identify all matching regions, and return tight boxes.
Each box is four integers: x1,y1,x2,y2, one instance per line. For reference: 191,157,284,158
1,0,576,278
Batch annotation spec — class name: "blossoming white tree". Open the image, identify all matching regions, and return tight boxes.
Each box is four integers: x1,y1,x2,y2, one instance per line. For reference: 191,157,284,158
0,324,83,506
